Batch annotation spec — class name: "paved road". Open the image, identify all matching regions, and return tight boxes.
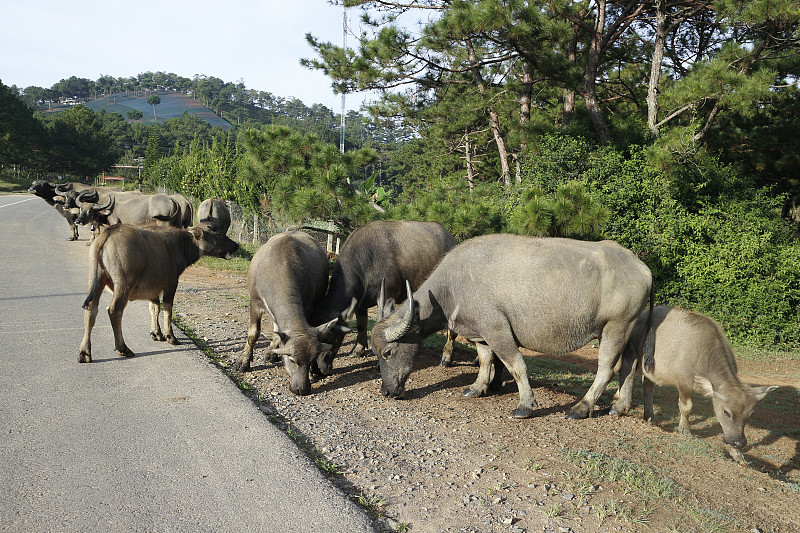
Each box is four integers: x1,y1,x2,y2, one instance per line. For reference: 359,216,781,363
0,195,375,532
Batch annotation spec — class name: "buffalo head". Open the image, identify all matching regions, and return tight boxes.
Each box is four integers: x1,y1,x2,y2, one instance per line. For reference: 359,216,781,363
270,320,339,396
695,376,778,448
191,222,239,260
371,280,421,399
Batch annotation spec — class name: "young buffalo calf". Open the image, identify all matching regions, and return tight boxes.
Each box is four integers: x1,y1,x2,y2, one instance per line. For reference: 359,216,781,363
79,223,238,362
613,306,777,454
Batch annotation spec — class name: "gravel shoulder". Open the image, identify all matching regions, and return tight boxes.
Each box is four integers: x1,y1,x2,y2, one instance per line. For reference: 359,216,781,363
174,264,800,533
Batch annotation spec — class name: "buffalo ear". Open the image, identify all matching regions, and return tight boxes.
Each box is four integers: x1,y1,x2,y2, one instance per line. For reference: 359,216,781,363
694,376,716,398
189,226,203,240
751,385,778,401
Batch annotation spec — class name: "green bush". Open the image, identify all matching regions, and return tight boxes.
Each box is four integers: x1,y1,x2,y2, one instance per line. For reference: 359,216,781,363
589,143,799,349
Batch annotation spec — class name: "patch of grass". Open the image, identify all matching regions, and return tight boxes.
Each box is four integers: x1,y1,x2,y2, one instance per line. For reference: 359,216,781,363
733,345,800,362
541,503,564,518
197,242,258,272
561,448,680,500
0,172,33,194
350,491,387,519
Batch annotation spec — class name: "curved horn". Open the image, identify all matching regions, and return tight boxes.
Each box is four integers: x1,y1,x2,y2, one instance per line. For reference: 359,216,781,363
383,280,415,343
93,193,114,212
377,278,386,322
54,183,74,194
76,190,99,205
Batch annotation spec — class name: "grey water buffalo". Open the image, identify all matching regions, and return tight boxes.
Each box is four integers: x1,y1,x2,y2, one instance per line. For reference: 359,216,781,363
28,180,97,240
371,234,654,419
74,190,186,229
611,305,777,450
234,231,346,395
311,220,458,375
197,198,231,234
78,222,238,362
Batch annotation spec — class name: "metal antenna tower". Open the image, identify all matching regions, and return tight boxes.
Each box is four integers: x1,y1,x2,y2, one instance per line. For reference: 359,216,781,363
340,5,347,154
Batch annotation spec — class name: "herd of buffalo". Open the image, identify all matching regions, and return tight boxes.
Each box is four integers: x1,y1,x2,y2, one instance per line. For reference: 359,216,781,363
30,179,777,457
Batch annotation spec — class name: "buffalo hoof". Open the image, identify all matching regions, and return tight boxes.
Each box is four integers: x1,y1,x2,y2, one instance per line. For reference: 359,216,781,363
117,347,135,358
232,360,250,373
439,357,452,367
166,335,181,346
462,386,485,398
511,406,534,419
151,332,166,342
78,351,92,363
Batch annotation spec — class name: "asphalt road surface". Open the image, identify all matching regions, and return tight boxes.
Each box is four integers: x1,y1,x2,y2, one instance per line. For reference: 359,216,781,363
0,195,375,532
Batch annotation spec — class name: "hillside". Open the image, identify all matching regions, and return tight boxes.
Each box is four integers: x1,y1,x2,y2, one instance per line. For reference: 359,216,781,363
42,92,231,129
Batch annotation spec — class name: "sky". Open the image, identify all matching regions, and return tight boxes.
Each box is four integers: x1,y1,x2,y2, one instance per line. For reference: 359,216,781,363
1,0,376,112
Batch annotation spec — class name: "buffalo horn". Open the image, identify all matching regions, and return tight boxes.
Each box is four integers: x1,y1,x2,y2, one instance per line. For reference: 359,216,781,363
93,194,114,212
271,346,293,356
377,278,386,322
383,280,415,343
76,190,99,205
54,183,73,194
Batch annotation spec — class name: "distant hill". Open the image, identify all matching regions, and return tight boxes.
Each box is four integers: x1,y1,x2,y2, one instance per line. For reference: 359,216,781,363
43,91,232,129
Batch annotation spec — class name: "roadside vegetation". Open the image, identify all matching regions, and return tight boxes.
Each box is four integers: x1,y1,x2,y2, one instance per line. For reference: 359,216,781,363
3,1,799,353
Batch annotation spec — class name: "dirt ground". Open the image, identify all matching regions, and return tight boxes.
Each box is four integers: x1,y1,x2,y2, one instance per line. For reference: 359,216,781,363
173,265,800,533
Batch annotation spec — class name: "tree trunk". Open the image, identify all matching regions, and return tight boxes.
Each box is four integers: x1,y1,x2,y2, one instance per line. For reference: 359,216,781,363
464,131,475,193
647,0,667,139
584,0,612,143
563,21,580,127
466,38,512,187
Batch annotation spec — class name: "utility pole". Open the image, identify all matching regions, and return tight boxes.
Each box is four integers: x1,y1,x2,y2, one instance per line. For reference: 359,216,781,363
340,5,347,154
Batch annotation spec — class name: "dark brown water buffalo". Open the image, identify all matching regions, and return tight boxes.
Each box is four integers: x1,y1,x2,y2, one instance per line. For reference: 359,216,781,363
78,222,238,362
197,198,231,235
28,180,96,240
74,190,185,229
234,231,346,395
310,220,458,375
371,234,654,419
611,306,777,451
51,182,125,211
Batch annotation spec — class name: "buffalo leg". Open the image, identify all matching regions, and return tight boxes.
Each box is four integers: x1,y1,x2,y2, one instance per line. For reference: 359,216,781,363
610,345,637,416
265,325,283,364
440,329,457,367
352,309,369,357
483,334,537,419
569,323,632,419
234,304,262,372
149,299,166,341
161,288,180,345
676,386,694,436
463,343,495,398
107,293,135,358
79,294,102,363
643,378,656,423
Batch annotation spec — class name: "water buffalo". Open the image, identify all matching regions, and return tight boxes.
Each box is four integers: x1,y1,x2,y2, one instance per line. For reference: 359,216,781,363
28,180,96,240
234,231,346,395
371,234,654,419
197,198,231,235
51,182,126,211
611,306,777,451
78,222,238,362
311,220,458,375
74,190,185,229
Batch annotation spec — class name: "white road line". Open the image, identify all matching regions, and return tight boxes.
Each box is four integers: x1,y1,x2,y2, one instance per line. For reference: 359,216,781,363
0,197,36,209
